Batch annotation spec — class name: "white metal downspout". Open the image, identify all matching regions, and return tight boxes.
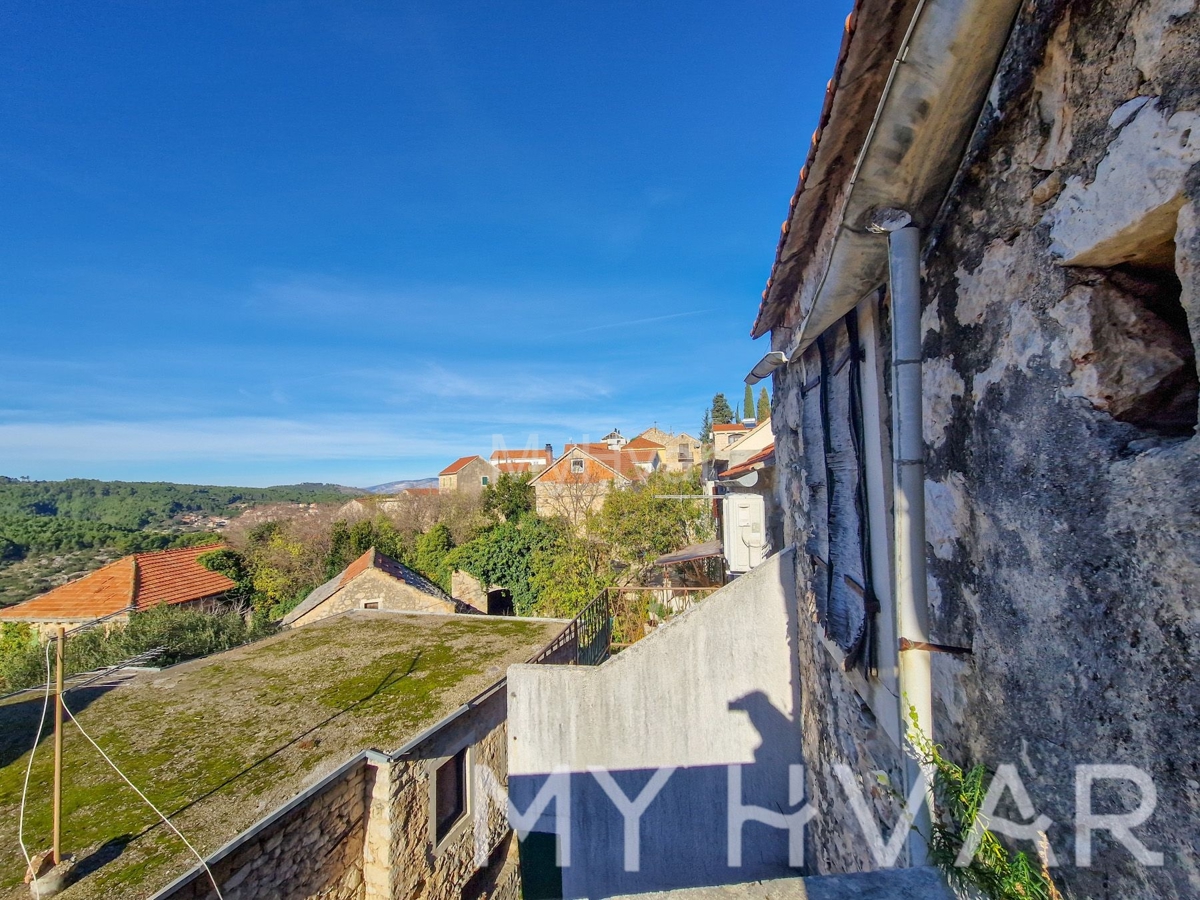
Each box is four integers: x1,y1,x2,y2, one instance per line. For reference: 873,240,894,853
880,220,933,865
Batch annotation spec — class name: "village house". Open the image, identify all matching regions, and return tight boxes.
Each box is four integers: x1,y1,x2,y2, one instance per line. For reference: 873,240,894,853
506,1,1199,897
437,456,500,493
710,421,752,452
528,442,658,524
0,544,235,637
489,445,554,475
631,426,704,471
2,611,572,900
281,548,474,626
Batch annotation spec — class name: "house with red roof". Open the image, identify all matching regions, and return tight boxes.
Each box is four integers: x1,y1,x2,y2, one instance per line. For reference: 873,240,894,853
437,455,499,493
0,544,236,636
489,445,554,476
282,548,472,627
529,443,660,524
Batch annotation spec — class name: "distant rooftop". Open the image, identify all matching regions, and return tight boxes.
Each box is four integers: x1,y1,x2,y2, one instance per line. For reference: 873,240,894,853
0,611,565,900
0,545,235,623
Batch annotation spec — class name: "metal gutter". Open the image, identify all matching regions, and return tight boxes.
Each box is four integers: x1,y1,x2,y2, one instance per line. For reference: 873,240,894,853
769,0,1025,359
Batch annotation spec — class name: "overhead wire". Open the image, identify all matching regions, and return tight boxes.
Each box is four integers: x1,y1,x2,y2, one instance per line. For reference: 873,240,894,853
59,686,226,900
17,639,53,900
12,630,224,900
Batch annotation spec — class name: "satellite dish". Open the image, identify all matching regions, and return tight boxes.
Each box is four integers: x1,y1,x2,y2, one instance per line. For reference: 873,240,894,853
735,470,759,488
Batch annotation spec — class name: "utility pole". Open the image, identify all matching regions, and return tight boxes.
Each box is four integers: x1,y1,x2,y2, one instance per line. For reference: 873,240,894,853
53,625,64,866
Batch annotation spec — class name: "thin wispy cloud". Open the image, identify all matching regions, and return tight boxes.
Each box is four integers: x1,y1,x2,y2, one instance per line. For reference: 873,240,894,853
547,308,716,338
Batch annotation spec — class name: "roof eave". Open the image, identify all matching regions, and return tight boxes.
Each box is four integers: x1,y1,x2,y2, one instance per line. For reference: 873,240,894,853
752,0,1024,349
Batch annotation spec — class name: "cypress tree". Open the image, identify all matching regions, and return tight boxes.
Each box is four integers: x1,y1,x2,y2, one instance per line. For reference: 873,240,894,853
710,393,734,425
743,385,754,422
757,387,771,422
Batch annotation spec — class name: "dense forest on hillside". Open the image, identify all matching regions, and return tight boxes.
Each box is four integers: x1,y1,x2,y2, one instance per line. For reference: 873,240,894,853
0,477,354,607
0,477,353,529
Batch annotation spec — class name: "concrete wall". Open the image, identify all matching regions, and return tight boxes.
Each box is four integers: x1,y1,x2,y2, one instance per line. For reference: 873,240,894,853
292,569,459,627
770,2,1199,896
507,550,803,899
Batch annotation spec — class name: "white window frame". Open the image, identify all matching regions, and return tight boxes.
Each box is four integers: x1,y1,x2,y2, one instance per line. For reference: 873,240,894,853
570,457,585,474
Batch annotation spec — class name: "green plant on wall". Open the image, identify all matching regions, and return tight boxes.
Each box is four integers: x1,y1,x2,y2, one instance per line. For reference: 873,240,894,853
905,708,1062,900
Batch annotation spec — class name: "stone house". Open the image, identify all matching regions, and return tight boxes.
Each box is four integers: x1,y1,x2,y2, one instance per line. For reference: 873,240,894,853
529,443,658,524
742,0,1198,895
636,427,704,471
489,446,554,476
504,1,1198,898
710,422,751,453
282,548,473,626
14,611,571,900
438,456,500,493
0,544,236,637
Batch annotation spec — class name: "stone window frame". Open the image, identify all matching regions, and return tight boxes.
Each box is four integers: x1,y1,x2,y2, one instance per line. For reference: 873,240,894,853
481,475,490,486
427,744,473,855
570,457,585,474
362,601,379,610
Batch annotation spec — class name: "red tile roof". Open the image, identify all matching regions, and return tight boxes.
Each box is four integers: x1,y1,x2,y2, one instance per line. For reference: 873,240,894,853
623,436,665,450
439,456,482,476
496,461,538,475
724,444,776,480
561,444,658,480
713,423,751,433
490,449,553,464
0,544,236,623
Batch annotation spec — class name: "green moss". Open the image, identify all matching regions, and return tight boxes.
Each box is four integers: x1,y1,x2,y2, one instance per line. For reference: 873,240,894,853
0,613,561,899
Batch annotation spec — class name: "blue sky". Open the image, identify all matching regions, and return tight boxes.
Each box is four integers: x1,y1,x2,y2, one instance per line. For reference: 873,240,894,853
1,1,850,488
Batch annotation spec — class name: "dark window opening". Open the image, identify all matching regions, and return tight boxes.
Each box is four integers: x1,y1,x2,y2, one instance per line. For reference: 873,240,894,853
434,749,467,843
571,458,585,474
487,588,514,616
363,601,379,610
1105,260,1197,435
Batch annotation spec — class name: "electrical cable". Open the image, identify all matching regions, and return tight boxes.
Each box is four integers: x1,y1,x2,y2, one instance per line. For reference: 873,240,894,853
16,639,53,900
57,690,226,900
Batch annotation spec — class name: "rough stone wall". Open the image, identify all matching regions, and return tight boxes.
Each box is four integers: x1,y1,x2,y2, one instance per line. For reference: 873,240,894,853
382,693,512,900
452,570,490,612
773,1,1199,896
160,760,368,900
292,569,458,626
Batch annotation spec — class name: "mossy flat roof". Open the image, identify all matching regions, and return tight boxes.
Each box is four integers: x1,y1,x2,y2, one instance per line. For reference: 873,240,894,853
0,611,565,900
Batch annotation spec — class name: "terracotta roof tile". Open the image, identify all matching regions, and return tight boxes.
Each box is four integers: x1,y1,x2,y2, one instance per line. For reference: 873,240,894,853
624,436,665,450
0,544,235,622
713,423,751,433
490,449,553,464
439,456,481,476
724,444,776,480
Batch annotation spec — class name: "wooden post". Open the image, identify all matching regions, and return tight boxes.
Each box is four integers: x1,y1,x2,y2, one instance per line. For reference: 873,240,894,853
53,625,64,866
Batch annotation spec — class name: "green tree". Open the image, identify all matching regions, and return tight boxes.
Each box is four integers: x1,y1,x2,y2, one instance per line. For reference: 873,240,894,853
415,523,455,587
445,516,565,615
757,387,771,422
710,393,734,426
590,469,714,574
481,472,535,523
743,384,754,422
700,409,712,443
530,532,612,618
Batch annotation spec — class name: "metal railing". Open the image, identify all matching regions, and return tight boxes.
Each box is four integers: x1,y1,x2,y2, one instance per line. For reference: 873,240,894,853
525,590,611,667
607,585,719,648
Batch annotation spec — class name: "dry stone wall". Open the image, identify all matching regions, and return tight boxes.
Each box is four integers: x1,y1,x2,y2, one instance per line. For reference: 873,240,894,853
772,1,1199,896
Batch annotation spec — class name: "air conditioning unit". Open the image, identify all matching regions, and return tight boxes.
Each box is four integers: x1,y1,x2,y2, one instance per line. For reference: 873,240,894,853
722,493,766,574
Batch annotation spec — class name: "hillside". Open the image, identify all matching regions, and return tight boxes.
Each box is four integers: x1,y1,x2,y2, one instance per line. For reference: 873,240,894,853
0,478,357,608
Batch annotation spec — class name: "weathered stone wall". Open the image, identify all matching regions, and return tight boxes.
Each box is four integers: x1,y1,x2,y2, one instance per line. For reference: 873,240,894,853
772,1,1199,896
366,688,512,900
292,569,458,626
160,759,368,900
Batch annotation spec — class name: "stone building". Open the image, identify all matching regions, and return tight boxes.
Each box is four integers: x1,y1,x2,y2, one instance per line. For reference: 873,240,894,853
0,611,569,900
282,548,472,626
745,0,1199,896
438,455,500,493
0,544,236,637
529,443,658,524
